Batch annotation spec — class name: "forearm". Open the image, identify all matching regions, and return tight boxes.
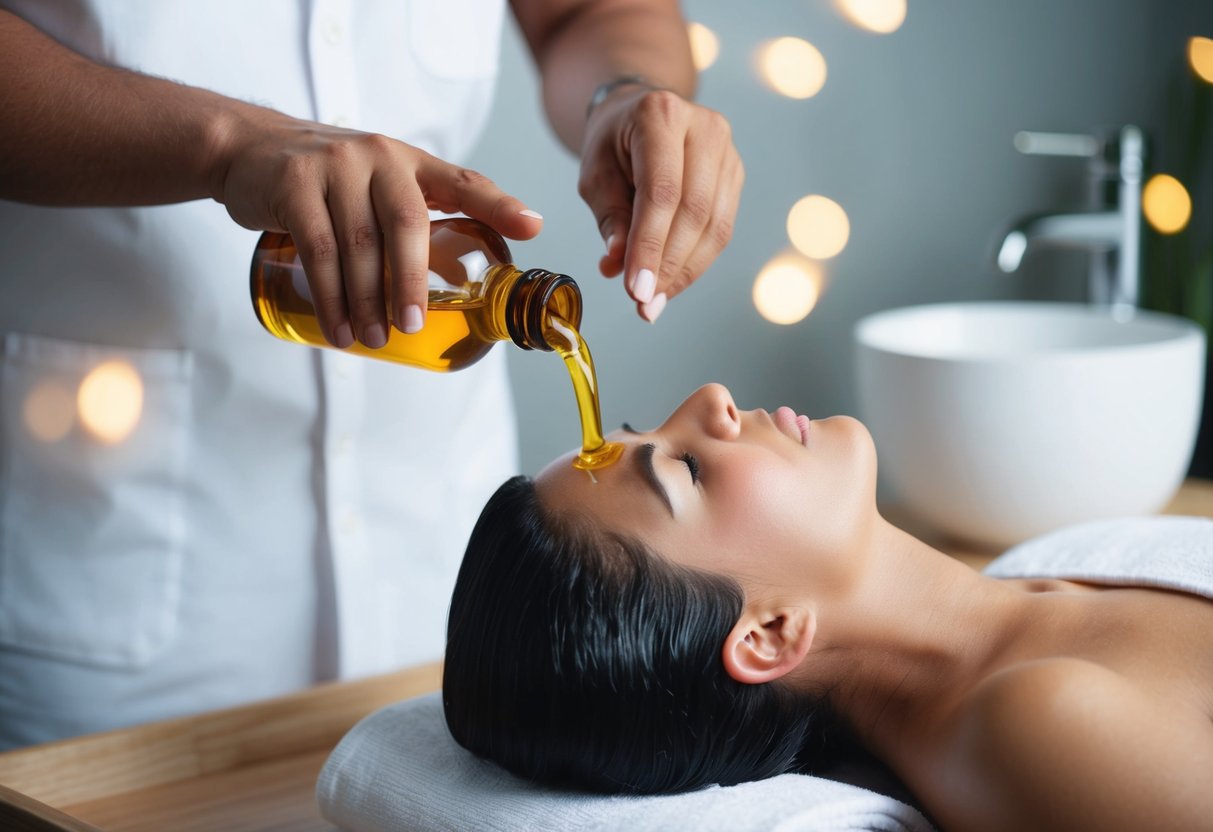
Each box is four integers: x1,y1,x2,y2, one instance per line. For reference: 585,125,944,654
512,0,696,153
0,10,250,206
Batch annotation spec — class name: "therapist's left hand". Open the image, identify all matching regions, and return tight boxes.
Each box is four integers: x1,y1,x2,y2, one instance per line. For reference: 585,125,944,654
579,83,744,322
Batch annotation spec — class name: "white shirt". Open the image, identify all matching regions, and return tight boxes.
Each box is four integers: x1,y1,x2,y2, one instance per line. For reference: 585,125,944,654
0,0,517,748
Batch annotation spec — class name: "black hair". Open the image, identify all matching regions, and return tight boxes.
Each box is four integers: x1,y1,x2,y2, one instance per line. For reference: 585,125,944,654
443,475,840,795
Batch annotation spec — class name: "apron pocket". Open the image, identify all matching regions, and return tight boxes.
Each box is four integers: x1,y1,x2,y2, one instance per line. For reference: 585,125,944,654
0,332,193,669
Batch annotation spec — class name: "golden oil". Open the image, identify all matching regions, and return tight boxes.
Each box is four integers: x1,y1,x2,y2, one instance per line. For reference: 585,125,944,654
544,314,624,471
249,217,622,471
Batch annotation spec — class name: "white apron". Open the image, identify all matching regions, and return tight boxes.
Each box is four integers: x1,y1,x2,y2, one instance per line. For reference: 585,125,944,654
0,0,517,748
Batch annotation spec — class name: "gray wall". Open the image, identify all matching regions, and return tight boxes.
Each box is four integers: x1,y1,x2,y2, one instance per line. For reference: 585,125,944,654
466,0,1211,474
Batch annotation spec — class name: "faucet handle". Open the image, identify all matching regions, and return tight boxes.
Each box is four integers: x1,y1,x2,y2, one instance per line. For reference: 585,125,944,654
1012,131,1100,158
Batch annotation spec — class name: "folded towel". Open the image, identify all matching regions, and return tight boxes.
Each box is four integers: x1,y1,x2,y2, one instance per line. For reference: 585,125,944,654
318,515,1213,832
316,693,934,832
984,515,1213,597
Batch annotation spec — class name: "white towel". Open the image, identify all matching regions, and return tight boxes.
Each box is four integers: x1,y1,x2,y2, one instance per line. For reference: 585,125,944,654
984,515,1213,595
318,515,1213,832
316,692,933,832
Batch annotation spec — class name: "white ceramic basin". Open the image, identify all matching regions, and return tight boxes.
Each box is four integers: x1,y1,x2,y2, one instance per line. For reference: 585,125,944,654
854,302,1206,548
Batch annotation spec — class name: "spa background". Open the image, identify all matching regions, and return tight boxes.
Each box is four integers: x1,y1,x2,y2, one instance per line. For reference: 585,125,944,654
467,0,1213,486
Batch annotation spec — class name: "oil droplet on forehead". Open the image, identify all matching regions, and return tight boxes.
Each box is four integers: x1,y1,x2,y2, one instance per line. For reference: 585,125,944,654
574,441,624,472
544,313,624,474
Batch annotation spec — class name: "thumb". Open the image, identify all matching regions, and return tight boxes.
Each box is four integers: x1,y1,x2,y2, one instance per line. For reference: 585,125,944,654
584,179,633,280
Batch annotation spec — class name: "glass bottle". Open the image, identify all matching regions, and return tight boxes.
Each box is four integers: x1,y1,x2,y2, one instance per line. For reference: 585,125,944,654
249,218,582,372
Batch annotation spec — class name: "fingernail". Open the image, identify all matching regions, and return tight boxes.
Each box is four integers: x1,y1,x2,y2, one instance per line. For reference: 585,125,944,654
632,268,656,304
605,233,616,254
519,209,543,220
334,321,354,349
364,323,387,349
641,292,667,323
403,304,424,334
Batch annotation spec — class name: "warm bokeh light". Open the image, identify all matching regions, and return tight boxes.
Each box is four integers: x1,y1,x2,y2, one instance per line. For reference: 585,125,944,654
753,253,823,325
1143,174,1192,235
787,195,851,259
1190,36,1213,84
688,22,720,72
756,37,827,99
23,380,75,443
835,0,907,34
77,361,143,444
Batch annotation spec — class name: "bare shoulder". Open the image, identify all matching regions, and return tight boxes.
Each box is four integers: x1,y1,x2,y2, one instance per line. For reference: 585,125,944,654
935,658,1213,832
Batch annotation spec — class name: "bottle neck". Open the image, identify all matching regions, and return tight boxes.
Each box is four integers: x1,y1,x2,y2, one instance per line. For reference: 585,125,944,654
499,267,582,351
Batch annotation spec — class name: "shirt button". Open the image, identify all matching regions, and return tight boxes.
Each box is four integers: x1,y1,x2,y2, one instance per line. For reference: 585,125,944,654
334,433,353,455
333,361,352,380
322,18,344,46
331,114,352,128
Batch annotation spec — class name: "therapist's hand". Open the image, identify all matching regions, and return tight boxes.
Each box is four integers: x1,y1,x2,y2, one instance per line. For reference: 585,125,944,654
216,111,543,349
579,82,744,322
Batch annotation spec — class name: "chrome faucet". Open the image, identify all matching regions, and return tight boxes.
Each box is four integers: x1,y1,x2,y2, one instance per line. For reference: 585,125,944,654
996,126,1145,319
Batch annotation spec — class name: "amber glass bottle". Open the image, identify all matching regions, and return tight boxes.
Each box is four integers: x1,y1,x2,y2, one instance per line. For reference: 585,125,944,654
249,218,582,372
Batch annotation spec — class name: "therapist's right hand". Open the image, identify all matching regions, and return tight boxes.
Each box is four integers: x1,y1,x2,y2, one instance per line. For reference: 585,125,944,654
214,110,543,349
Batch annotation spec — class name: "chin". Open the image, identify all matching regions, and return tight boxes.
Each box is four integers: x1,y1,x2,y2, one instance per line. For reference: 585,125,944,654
837,416,879,503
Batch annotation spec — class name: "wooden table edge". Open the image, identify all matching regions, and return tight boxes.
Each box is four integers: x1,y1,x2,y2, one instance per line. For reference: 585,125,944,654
0,661,443,822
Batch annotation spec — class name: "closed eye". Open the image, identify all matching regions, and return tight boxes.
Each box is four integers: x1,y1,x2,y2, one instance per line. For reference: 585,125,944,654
623,421,699,490
680,452,700,484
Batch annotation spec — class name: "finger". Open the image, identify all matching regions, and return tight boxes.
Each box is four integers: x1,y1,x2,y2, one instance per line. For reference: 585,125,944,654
371,172,433,334
328,182,388,348
597,227,626,278
419,159,542,241
284,202,353,348
578,160,632,279
624,111,686,306
652,134,725,300
660,145,743,302
643,153,743,322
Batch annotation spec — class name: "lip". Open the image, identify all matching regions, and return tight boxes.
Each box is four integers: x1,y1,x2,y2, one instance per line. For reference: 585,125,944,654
773,406,810,446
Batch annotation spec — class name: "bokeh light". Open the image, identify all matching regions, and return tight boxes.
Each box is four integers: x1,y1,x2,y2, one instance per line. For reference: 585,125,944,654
23,380,75,443
78,361,143,444
753,253,823,325
1142,174,1192,235
835,0,907,34
756,37,827,100
688,22,720,72
787,195,851,259
1190,36,1213,84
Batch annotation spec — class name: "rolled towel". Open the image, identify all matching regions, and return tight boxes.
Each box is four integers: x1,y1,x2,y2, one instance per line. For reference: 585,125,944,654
316,693,934,832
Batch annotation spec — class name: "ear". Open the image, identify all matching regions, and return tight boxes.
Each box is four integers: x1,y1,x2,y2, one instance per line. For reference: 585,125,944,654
721,606,815,685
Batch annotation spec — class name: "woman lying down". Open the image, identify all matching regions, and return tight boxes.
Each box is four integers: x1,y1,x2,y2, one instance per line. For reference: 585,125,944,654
443,384,1213,832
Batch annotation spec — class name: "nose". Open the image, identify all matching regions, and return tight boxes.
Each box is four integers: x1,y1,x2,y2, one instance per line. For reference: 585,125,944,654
666,383,740,440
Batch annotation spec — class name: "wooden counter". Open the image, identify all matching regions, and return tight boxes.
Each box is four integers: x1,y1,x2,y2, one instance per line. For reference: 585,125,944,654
2,480,1212,831
0,662,442,831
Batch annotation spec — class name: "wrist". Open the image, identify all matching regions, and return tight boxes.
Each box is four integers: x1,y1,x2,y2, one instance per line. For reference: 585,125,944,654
202,97,274,204
201,106,241,203
585,75,662,120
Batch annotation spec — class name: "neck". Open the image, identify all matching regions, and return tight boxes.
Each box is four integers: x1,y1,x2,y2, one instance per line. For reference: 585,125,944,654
787,515,1032,760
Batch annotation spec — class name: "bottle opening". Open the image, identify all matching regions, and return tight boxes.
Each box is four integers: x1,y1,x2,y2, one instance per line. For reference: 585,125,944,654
506,269,582,351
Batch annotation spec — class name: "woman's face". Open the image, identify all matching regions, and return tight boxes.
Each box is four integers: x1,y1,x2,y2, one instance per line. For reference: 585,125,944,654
535,384,878,594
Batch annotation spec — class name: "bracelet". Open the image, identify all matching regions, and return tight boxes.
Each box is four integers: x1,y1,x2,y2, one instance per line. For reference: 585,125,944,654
585,75,658,119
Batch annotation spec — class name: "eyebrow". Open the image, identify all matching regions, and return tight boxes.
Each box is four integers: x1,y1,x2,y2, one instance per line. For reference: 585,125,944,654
635,442,674,517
